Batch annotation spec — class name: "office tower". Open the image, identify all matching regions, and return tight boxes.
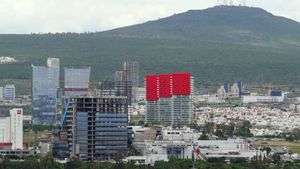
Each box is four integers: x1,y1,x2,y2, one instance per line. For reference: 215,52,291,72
96,81,131,98
115,61,139,106
64,67,91,97
3,84,15,100
115,70,132,105
61,96,128,161
231,83,239,96
32,58,60,124
145,73,193,126
224,82,230,93
0,87,3,101
47,57,60,90
0,108,23,150
124,61,139,91
237,81,243,95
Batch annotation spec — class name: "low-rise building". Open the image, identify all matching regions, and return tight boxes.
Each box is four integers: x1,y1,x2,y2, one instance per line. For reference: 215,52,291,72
3,85,15,100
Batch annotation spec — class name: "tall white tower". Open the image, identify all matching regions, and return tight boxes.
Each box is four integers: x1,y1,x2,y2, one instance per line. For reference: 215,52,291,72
10,108,23,150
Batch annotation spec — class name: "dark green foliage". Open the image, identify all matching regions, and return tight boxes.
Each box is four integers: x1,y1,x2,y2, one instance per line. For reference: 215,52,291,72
1,6,300,87
291,129,300,141
105,6,300,43
235,121,253,138
199,134,209,140
203,120,252,139
1,155,300,169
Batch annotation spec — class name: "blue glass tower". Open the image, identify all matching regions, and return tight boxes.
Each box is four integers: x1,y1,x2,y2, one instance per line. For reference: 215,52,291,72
32,58,60,124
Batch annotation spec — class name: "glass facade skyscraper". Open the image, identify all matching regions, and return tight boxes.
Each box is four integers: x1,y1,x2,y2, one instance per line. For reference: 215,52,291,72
32,58,60,124
64,67,91,97
62,96,128,161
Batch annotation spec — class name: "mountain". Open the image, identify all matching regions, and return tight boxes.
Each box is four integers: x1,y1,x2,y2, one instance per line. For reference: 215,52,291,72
1,5,300,90
103,6,300,44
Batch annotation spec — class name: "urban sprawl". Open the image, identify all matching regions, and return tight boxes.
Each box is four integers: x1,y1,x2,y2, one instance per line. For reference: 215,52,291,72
1,58,300,166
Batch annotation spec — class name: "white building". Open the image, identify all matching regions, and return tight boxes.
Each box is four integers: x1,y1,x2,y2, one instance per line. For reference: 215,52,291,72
161,127,201,142
47,58,60,68
195,139,264,160
0,56,16,64
0,108,23,150
127,138,263,165
0,87,3,101
4,84,15,100
242,95,285,103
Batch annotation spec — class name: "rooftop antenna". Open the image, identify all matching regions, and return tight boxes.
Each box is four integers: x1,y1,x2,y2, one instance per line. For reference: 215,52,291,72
229,0,233,6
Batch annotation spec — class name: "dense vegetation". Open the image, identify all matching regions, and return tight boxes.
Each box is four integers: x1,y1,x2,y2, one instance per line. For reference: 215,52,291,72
1,154,300,169
201,121,253,140
1,6,300,88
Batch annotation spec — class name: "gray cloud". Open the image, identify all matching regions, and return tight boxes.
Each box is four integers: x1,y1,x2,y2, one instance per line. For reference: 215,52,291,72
0,0,299,34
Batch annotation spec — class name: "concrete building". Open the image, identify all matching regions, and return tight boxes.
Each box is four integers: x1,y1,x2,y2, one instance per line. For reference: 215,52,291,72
145,73,193,126
64,67,91,97
0,108,23,150
196,139,264,161
32,58,60,124
217,81,243,97
0,87,3,101
61,96,128,161
115,61,139,106
124,61,139,106
127,138,263,165
4,84,15,100
242,95,285,103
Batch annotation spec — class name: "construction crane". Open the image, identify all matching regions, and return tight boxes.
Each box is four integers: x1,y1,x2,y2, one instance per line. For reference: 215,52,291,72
262,84,291,96
60,97,70,128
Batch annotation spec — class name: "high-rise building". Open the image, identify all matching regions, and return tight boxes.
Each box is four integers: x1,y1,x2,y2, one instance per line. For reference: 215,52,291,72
32,58,60,124
124,61,139,90
64,67,91,97
0,108,23,150
47,58,60,69
10,109,23,150
61,96,128,161
115,61,139,106
0,87,3,101
3,84,15,100
237,81,244,95
224,82,230,93
114,70,132,105
145,73,193,126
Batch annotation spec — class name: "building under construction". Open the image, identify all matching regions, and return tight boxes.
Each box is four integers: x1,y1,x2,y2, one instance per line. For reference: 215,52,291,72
60,96,128,161
95,81,132,103
115,61,139,106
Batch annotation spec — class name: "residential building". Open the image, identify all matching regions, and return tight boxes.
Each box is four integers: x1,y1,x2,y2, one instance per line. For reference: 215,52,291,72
0,87,3,101
4,84,15,100
145,73,193,126
32,58,60,124
0,108,23,150
61,96,128,161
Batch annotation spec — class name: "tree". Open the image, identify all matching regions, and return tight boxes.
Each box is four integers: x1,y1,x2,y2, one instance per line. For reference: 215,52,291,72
199,134,209,140
64,158,85,169
40,153,63,169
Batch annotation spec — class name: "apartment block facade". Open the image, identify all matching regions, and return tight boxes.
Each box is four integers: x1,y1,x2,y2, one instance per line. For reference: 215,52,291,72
145,73,193,126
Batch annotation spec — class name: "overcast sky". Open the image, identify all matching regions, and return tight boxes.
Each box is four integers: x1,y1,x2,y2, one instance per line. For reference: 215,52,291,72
0,0,299,34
